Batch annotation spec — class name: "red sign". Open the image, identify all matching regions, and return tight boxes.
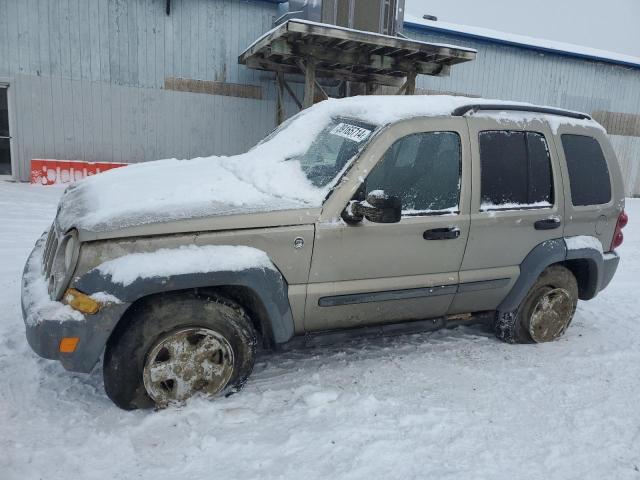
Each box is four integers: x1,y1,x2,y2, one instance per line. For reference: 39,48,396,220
31,159,128,185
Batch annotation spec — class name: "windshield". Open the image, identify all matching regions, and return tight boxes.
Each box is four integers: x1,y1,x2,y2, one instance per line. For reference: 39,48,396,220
289,118,377,188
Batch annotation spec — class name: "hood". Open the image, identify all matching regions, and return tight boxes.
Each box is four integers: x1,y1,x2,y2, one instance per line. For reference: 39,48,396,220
56,155,320,236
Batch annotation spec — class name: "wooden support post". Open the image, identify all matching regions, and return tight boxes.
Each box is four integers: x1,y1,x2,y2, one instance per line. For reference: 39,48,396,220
298,57,316,108
276,72,285,125
396,70,417,95
395,82,407,95
314,79,329,101
405,70,417,95
282,78,302,109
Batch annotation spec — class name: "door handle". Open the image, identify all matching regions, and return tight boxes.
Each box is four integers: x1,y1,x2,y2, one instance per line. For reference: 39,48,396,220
534,218,561,230
423,227,461,240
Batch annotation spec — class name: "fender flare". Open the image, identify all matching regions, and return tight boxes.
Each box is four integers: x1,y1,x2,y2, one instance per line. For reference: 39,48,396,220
67,266,295,373
497,238,604,318
564,245,604,300
77,266,295,343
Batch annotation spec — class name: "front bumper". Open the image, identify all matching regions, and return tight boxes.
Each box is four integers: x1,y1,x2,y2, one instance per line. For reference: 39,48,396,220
21,233,128,373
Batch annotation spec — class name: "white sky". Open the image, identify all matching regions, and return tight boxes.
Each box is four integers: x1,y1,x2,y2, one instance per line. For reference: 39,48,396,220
405,0,640,57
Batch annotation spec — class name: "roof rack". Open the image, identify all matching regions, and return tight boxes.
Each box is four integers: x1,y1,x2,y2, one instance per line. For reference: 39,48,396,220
451,104,591,120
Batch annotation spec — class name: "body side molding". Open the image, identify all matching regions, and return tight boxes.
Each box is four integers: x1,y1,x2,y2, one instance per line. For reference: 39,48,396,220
319,278,511,307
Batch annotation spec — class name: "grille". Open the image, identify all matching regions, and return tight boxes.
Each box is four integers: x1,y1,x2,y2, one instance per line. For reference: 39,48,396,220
42,227,54,268
42,226,58,278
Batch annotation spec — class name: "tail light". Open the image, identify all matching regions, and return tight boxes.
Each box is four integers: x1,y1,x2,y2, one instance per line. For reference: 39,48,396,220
610,210,628,251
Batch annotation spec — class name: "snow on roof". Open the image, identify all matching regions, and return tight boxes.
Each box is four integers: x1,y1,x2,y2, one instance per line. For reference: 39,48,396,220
404,14,640,69
247,18,478,56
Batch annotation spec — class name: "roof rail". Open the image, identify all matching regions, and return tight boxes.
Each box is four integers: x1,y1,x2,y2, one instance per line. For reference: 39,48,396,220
451,104,591,120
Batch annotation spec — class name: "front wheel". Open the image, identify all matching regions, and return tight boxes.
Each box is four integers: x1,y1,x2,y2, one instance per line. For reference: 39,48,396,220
103,293,257,410
495,265,579,344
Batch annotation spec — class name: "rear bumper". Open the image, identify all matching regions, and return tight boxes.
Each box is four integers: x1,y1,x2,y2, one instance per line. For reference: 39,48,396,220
21,234,128,373
600,251,620,292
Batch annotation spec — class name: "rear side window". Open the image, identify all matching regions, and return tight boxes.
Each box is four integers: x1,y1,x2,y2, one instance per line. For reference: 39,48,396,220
479,131,553,210
561,134,611,206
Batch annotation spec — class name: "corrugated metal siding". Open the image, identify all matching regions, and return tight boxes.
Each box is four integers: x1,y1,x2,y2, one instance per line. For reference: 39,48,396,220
610,135,640,196
0,0,286,181
405,26,640,195
406,28,640,115
2,1,640,195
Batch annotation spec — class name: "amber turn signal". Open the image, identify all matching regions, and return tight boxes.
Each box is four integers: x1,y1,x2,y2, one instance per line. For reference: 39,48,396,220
64,288,100,315
59,337,80,353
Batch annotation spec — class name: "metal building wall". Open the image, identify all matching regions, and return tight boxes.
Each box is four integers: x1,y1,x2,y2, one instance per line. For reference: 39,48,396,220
405,26,640,196
2,0,640,194
0,0,290,182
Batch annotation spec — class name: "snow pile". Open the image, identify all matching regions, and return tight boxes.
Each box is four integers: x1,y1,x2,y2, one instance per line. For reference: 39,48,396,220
55,95,554,233
21,233,85,326
565,235,604,253
93,245,274,286
2,182,640,479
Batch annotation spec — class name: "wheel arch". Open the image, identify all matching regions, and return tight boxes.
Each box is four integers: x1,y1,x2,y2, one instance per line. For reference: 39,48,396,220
497,238,604,316
106,286,276,350
561,257,600,300
73,266,295,372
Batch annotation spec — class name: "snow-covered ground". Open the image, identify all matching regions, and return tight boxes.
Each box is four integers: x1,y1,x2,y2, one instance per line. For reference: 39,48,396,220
1,180,639,480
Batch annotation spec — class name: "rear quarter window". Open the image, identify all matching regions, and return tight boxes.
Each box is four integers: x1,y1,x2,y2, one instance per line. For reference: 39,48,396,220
561,134,611,206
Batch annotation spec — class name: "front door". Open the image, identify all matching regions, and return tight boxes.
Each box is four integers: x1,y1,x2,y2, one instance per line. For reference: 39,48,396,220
0,85,11,176
304,117,471,332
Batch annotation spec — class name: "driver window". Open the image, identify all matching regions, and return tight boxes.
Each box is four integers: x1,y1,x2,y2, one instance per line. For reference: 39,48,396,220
366,131,462,214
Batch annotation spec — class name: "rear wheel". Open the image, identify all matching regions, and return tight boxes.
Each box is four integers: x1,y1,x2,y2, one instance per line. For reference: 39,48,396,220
495,265,578,344
103,293,256,410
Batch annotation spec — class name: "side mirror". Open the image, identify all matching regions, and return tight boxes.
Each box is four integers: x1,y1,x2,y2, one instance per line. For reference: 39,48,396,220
342,190,402,224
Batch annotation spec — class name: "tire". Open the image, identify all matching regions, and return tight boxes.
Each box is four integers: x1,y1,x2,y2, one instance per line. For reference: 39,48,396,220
495,265,578,344
103,292,257,410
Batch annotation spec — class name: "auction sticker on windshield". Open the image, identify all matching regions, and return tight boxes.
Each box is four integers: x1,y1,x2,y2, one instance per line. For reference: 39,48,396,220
330,123,372,143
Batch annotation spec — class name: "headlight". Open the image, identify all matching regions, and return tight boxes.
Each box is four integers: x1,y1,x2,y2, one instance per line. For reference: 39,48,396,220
49,230,80,300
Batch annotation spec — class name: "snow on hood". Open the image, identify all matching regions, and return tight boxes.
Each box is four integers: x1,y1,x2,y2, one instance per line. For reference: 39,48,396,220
93,245,274,286
55,95,561,233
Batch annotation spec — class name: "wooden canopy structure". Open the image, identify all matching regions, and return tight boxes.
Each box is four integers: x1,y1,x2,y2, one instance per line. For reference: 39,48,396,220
239,19,477,123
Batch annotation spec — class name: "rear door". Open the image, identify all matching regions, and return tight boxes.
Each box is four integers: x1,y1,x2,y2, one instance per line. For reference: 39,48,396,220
452,116,564,314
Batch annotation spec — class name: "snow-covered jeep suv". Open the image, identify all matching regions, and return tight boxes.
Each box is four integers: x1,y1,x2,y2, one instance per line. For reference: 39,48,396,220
22,95,626,409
